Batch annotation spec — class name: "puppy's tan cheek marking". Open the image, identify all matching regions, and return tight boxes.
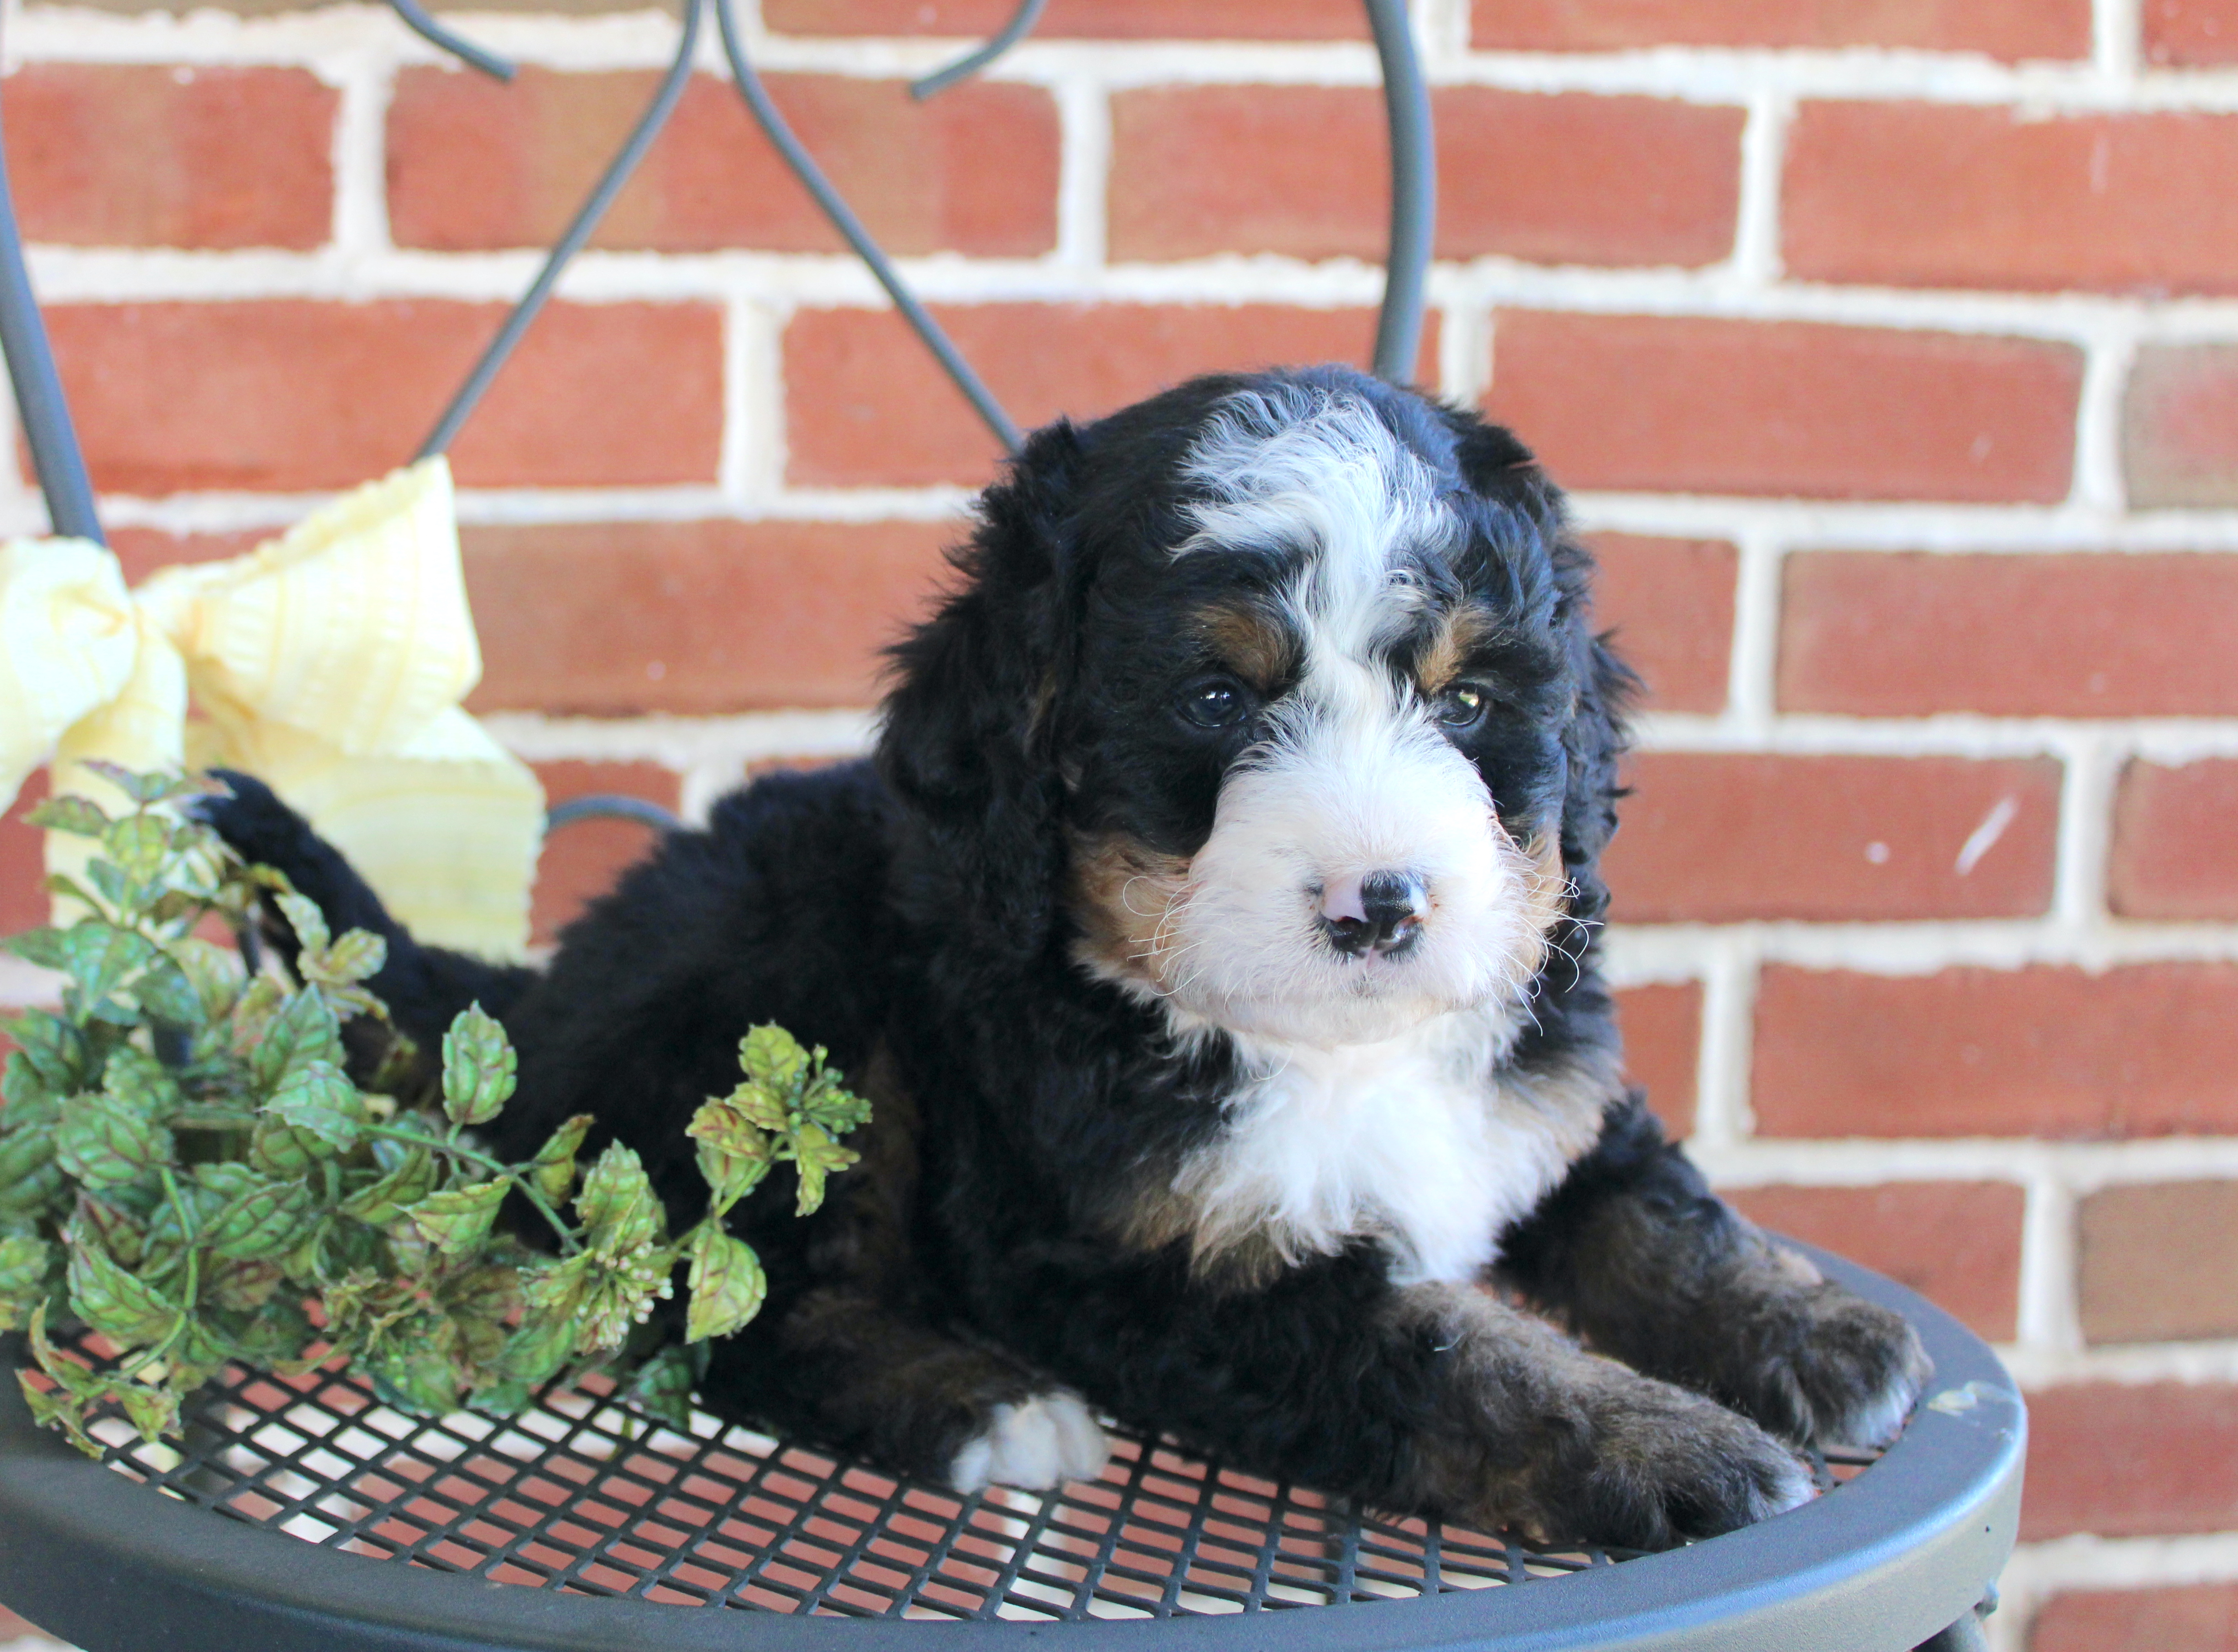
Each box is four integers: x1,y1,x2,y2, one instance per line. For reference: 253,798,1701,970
1415,602,1498,697
1195,600,1297,692
1065,830,1191,990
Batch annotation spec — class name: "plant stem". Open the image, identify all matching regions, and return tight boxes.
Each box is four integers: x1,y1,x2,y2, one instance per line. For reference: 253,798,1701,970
360,1122,581,1256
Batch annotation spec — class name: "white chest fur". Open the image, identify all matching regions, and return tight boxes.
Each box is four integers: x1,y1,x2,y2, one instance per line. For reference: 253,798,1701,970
1174,1012,1613,1284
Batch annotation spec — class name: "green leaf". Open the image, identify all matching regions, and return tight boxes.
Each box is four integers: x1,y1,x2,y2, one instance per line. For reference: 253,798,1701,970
78,762,210,806
3,1011,83,1097
131,956,204,1028
81,861,129,909
2,929,69,971
799,1070,873,1138
171,938,246,1024
264,1061,362,1152
206,1258,284,1311
338,1149,436,1226
102,1045,180,1119
0,1056,63,1132
105,813,171,883
250,989,344,1094
623,1343,697,1431
248,1117,328,1177
0,1235,53,1331
684,1225,766,1343
369,1335,460,1417
55,1094,172,1190
67,1239,178,1348
303,928,387,989
267,889,329,956
204,1173,316,1260
53,923,160,1007
686,1098,773,1214
403,1179,508,1255
25,795,110,837
0,1138,63,1217
786,1120,858,1218
117,1382,180,1446
440,1004,516,1128
498,1310,578,1388
739,1024,810,1093
529,1115,593,1203
575,1143,663,1259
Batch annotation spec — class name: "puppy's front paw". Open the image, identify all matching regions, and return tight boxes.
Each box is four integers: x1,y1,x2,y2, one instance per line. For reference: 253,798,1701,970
949,1391,1110,1494
1727,1259,1933,1448
1513,1371,1813,1552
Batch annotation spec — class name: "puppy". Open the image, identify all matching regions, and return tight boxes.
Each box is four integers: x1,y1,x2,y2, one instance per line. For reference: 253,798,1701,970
208,364,1929,1551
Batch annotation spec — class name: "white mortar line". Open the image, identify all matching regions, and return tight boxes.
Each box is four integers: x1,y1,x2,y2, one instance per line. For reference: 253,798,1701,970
1727,88,1790,288
1051,72,1110,269
718,295,783,505
1435,301,1489,403
325,46,392,258
1689,938,1758,1145
2071,319,2138,513
1721,527,1785,734
482,708,877,766
2016,1174,2084,1351
1603,918,2238,972
2050,730,2123,926
2096,0,2144,81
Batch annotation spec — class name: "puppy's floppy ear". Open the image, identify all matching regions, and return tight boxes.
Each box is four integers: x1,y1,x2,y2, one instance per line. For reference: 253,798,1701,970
1443,411,1636,931
878,419,1089,967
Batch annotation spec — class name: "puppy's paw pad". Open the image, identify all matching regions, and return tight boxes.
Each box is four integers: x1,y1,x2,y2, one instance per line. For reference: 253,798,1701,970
1784,1288,1934,1448
950,1392,1109,1494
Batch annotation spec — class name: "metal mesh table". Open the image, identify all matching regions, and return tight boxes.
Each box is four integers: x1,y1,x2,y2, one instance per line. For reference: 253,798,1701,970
0,1246,2021,1652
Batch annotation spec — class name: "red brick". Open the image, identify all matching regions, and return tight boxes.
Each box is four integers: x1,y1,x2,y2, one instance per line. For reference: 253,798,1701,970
1722,1182,2023,1341
1779,551,2238,718
1785,103,2238,297
531,761,681,944
1615,981,1700,1137
5,63,334,250
2023,1383,2238,1538
1108,87,1741,268
45,300,721,493
2112,759,2238,920
785,303,1430,488
2079,1182,2238,1344
2126,344,2238,509
2,772,47,940
1588,535,1734,713
389,69,1056,257
105,528,263,586
2032,1585,2238,1652
1485,313,2081,503
2147,0,2238,64
1472,0,2089,59
464,518,954,715
0,1605,53,1641
1753,964,2238,1140
1604,753,2060,923
764,0,1364,38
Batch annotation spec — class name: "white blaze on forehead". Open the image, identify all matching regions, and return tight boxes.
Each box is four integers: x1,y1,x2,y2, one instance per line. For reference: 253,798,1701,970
1175,387,1458,659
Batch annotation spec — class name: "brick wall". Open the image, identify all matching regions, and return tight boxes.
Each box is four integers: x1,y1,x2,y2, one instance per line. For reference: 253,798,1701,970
2,2,2236,1647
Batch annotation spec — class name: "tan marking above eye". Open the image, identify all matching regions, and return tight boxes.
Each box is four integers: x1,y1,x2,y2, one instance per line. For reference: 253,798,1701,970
1415,602,1498,696
1193,601,1298,692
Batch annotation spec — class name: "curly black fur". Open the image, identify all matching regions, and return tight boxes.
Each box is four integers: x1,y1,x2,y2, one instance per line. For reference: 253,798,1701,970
204,365,1926,1547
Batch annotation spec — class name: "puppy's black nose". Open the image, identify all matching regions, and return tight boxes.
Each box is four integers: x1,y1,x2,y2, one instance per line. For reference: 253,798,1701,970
1318,871,1427,958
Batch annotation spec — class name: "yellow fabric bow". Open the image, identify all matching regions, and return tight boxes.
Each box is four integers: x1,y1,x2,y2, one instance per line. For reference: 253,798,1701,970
0,457,543,960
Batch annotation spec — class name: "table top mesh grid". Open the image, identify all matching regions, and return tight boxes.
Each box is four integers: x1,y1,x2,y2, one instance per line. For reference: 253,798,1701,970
39,1331,1882,1624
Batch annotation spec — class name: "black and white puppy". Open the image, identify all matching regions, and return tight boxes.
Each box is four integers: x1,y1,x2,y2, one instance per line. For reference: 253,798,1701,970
209,364,1929,1552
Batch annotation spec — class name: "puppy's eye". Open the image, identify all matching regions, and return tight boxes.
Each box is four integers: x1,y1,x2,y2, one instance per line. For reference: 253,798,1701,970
1178,679,1248,729
1436,685,1488,732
